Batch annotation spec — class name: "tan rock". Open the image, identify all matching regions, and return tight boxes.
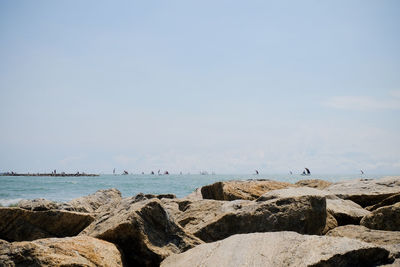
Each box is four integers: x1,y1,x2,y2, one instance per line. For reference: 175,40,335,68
17,198,61,211
325,176,400,207
0,236,123,267
81,198,202,266
0,207,94,241
295,179,332,189
327,225,400,258
367,193,400,211
161,232,392,267
361,202,400,231
200,180,294,200
322,212,338,234
163,195,327,242
66,188,122,213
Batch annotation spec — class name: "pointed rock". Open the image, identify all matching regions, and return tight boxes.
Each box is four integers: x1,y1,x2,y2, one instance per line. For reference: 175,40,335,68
81,198,202,266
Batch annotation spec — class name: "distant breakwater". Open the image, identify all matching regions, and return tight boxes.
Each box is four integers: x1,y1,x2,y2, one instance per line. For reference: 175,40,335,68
0,173,99,177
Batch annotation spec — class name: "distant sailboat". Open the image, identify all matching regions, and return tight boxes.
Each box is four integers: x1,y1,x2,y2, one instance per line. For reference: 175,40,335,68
301,168,311,176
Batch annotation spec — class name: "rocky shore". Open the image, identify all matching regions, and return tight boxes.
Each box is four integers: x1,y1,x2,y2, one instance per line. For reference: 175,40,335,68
1,177,399,266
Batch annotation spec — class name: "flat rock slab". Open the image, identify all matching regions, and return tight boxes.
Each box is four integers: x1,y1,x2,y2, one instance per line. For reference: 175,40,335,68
325,176,400,207
163,195,326,242
161,232,393,267
200,180,294,200
327,225,400,258
361,202,400,231
0,207,94,241
0,236,123,267
81,198,202,266
257,187,370,225
295,179,332,189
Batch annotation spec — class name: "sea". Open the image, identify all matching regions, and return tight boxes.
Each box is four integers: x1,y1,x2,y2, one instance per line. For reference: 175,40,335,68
0,173,392,206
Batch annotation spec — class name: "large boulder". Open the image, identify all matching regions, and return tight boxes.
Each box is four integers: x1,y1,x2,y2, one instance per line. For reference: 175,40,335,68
200,180,294,200
366,193,400,211
295,179,332,189
0,207,94,241
257,187,370,225
325,176,400,207
80,198,202,267
163,195,327,242
0,236,123,266
161,232,393,267
65,188,122,213
327,225,400,258
361,203,400,231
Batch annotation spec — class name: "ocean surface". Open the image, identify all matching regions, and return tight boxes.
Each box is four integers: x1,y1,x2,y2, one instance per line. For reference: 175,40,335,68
0,173,391,206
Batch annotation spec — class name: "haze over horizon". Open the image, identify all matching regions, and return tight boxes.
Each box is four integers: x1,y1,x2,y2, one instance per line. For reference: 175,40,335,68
1,1,399,175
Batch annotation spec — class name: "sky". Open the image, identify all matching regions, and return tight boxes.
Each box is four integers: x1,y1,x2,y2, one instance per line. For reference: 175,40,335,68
0,0,399,174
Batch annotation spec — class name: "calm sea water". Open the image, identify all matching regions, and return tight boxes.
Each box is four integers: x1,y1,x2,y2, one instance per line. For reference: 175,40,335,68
0,173,390,206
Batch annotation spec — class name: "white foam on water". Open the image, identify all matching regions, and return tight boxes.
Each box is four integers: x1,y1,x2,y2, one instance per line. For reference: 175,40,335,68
0,198,23,207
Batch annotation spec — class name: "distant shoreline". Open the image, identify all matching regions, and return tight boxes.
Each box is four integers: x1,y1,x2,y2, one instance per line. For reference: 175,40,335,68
0,173,99,177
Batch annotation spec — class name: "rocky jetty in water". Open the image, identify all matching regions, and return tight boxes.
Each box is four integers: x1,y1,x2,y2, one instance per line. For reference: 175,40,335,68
0,176,399,266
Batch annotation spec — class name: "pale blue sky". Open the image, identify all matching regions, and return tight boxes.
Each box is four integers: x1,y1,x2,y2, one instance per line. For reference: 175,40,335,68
1,0,399,174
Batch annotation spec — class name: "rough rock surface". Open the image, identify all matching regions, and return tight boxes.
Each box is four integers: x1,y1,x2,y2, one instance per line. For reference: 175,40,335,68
325,176,400,207
163,195,326,242
257,187,370,225
295,179,332,189
361,202,400,231
66,188,122,213
322,212,338,234
0,207,94,241
327,225,400,258
81,198,202,266
17,198,62,211
0,236,123,267
200,180,294,200
367,193,400,211
161,232,392,267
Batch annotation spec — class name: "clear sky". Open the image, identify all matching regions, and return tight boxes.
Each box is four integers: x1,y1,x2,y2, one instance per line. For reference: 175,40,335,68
1,0,399,174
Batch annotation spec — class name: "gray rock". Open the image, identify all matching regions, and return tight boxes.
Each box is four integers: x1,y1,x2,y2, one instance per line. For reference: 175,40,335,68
257,187,370,225
0,236,124,267
163,195,327,242
327,225,400,258
0,207,94,241
161,232,393,267
361,202,400,231
80,198,202,267
325,176,400,207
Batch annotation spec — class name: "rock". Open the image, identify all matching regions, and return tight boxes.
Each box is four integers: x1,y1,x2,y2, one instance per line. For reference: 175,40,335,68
367,193,400,211
0,236,124,266
65,188,122,213
184,188,203,200
0,207,94,241
325,176,400,207
322,212,338,234
163,195,327,242
200,180,294,200
81,198,202,266
327,225,400,258
295,179,332,189
361,203,400,231
257,187,370,225
17,198,62,211
161,232,393,267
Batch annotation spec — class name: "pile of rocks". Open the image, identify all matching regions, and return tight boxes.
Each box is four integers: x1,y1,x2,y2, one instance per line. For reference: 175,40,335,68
1,177,399,266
